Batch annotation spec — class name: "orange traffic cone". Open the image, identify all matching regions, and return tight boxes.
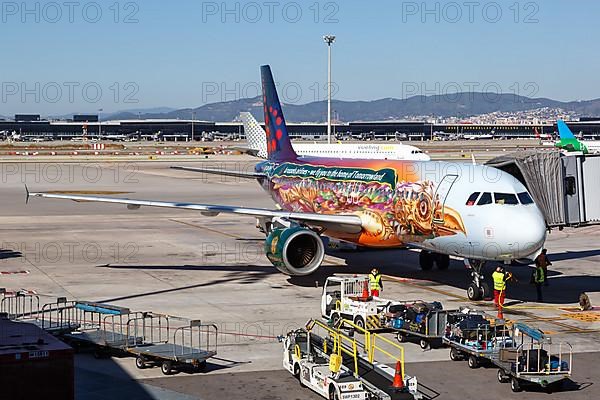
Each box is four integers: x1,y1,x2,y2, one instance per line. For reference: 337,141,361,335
362,281,369,299
391,361,404,390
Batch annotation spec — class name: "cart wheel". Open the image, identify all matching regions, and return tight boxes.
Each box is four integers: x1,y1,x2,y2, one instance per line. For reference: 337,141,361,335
419,339,430,350
294,364,305,388
354,316,365,331
193,360,207,372
331,313,341,327
135,356,147,369
497,369,508,383
93,348,108,359
449,347,462,361
328,384,339,400
510,377,522,392
467,355,479,369
161,361,173,375
396,332,407,343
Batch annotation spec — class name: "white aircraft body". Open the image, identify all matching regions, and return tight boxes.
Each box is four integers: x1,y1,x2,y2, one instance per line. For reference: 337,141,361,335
240,112,430,161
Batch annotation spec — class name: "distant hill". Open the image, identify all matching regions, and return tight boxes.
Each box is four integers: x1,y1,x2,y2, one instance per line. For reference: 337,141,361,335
103,93,600,122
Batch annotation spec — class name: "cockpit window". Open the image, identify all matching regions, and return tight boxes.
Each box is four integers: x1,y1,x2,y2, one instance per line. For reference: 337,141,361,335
517,192,534,205
466,192,480,206
477,192,492,205
494,193,519,205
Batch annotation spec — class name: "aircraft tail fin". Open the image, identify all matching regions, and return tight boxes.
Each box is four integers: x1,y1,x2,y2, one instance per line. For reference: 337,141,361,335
261,65,297,162
240,112,268,159
557,120,576,140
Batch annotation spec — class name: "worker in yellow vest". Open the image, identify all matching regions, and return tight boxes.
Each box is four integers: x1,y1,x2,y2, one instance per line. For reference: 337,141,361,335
492,265,512,309
369,268,383,297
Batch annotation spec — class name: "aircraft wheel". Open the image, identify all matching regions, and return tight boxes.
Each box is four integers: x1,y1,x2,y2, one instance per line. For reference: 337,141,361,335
467,284,482,301
419,251,434,271
435,254,450,270
480,282,491,299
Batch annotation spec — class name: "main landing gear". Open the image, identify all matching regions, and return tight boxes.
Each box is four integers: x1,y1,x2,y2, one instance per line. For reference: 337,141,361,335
419,251,450,271
465,259,490,301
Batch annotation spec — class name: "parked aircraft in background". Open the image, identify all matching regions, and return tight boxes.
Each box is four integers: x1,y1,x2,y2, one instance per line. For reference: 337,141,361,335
240,112,430,161
555,120,600,154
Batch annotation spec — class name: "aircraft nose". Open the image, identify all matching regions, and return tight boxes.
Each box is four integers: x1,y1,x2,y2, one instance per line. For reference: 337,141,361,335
511,207,546,258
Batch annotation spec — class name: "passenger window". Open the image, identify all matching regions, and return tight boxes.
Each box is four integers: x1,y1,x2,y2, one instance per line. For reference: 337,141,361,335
477,192,492,205
494,193,518,205
517,192,534,205
466,192,480,206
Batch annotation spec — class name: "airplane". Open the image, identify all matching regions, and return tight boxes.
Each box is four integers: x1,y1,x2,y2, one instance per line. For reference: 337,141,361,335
28,65,547,301
555,120,600,154
463,134,494,140
240,112,430,161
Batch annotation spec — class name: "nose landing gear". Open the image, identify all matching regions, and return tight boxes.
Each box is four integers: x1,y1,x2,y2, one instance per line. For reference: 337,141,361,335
466,259,490,301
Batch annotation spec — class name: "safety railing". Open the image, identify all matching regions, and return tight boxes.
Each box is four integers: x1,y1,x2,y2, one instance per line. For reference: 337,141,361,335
306,319,361,376
40,298,79,331
173,320,218,360
343,277,369,297
515,342,573,378
0,292,40,321
125,312,170,348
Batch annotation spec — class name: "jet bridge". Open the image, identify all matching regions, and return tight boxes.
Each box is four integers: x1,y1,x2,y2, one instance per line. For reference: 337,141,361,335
486,150,600,228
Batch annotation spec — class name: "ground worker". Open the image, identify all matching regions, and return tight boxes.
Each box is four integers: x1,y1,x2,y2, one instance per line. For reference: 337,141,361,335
492,265,512,309
579,292,592,311
534,248,552,286
534,262,545,302
369,268,383,297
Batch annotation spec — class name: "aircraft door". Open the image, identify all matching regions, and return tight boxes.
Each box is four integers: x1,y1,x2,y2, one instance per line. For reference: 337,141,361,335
433,174,458,224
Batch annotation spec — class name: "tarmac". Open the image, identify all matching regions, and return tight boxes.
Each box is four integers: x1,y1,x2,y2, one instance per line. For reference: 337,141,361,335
1,151,599,399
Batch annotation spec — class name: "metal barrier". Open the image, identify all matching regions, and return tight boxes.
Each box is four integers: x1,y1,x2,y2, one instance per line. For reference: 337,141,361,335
125,312,170,348
173,320,218,359
306,319,361,376
40,298,79,331
0,292,40,321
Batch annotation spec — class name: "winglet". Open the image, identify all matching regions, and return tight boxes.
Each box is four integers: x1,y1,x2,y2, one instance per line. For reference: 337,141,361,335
25,185,30,204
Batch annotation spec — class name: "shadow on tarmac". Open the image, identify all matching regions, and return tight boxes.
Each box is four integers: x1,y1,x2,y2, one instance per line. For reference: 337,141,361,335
97,245,600,305
0,249,22,260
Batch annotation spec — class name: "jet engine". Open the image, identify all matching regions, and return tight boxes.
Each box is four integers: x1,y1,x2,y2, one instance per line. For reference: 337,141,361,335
264,226,325,276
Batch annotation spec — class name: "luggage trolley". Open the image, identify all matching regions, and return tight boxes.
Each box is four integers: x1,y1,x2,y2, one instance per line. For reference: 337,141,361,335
383,300,448,349
125,313,218,375
492,323,572,393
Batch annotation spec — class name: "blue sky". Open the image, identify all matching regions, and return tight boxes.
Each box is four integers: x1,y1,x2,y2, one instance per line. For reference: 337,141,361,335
2,0,599,115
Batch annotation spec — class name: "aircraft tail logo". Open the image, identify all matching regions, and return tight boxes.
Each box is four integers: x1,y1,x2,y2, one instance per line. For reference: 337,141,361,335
261,65,297,162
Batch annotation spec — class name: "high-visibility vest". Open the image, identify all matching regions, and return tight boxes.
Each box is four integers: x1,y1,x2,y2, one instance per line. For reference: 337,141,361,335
492,271,506,291
369,273,382,291
535,266,545,283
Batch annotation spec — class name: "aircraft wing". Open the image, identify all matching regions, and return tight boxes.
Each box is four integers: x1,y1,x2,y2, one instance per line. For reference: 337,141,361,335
27,189,363,234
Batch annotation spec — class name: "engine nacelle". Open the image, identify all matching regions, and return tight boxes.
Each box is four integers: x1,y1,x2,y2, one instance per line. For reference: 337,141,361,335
264,226,325,276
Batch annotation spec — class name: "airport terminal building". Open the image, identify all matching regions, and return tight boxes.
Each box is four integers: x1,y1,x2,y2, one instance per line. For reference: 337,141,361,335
3,114,600,141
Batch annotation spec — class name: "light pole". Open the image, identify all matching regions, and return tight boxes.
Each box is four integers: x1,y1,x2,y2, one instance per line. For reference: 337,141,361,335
323,34,336,144
191,111,195,142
